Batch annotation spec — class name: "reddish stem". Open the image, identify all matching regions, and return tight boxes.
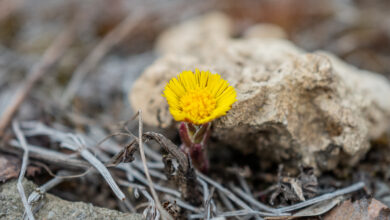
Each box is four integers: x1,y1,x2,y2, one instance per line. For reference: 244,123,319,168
178,122,211,173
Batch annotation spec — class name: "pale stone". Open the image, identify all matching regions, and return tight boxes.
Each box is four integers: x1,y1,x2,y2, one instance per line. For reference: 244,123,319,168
243,23,287,39
129,13,390,171
0,179,143,220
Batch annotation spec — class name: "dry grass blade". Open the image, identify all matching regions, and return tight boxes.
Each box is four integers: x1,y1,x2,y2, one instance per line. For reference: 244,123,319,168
197,172,277,220
62,134,126,201
275,182,365,213
15,122,126,201
0,17,77,136
189,210,285,219
197,172,256,211
231,185,280,214
7,140,90,170
204,187,215,220
119,164,181,197
12,121,35,220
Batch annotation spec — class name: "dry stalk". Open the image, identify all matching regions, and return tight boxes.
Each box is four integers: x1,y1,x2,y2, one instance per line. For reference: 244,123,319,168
137,110,172,220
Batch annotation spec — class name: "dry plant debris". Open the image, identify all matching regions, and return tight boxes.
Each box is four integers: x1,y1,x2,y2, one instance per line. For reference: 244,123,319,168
0,154,20,182
0,119,368,219
1,0,390,219
323,198,390,220
270,166,318,206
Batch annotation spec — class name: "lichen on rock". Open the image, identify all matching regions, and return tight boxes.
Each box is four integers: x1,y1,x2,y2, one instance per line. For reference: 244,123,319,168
129,12,390,171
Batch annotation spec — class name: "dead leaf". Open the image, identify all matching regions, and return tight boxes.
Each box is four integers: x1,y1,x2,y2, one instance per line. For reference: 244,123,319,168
324,198,389,220
289,178,305,202
0,154,20,182
270,165,318,206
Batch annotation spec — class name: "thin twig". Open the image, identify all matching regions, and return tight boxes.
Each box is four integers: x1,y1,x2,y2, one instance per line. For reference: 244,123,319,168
237,173,251,195
123,198,137,213
120,164,182,197
12,121,35,220
217,190,235,211
164,195,202,213
7,140,90,170
132,159,167,180
0,18,76,136
137,110,172,220
16,122,126,201
190,209,287,219
231,185,281,214
141,189,160,220
197,172,266,220
205,187,215,220
27,171,71,205
198,178,209,204
275,182,365,213
33,161,92,179
197,172,255,211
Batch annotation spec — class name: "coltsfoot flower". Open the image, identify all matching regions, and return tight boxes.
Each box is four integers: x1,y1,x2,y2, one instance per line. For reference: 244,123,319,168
163,69,237,125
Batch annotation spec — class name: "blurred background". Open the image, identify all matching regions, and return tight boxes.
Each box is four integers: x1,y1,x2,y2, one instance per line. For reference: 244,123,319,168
1,0,390,117
1,0,390,214
2,0,390,123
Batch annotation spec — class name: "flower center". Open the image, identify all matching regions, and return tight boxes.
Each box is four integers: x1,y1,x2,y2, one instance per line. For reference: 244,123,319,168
180,89,217,122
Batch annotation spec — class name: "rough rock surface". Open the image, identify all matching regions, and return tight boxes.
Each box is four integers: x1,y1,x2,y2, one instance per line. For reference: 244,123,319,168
0,179,143,220
129,12,390,171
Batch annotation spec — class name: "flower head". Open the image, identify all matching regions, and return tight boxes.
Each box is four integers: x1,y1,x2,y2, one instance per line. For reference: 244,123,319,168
163,69,237,125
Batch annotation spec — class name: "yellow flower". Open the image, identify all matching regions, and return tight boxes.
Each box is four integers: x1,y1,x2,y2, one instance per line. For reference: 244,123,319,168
163,69,237,125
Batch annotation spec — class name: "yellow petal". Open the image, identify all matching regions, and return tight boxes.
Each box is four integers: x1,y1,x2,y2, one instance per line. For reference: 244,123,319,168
162,70,237,125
